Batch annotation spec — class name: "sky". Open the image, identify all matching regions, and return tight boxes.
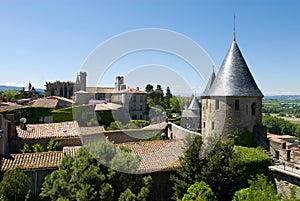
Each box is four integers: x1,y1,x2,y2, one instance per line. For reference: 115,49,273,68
0,0,299,96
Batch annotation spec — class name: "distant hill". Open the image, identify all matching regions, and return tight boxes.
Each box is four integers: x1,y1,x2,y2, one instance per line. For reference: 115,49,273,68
0,85,44,94
264,95,300,100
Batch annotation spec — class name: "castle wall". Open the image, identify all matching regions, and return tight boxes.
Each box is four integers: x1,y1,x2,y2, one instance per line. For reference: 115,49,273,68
201,96,262,139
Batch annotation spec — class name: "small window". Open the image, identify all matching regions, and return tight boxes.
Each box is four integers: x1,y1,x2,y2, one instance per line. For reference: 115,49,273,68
251,103,256,115
235,100,239,111
215,99,219,110
203,122,206,128
140,114,143,119
211,121,215,130
140,105,143,111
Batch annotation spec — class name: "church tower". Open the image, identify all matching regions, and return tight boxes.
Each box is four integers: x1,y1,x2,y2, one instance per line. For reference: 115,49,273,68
201,37,263,139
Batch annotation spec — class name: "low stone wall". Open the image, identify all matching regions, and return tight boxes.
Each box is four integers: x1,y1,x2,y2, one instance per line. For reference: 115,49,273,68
270,171,300,199
167,122,201,139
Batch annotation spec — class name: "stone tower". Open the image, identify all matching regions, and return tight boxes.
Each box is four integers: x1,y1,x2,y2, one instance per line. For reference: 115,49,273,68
201,37,263,139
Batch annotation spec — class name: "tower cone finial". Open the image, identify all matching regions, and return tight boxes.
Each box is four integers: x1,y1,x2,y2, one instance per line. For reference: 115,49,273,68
233,15,236,41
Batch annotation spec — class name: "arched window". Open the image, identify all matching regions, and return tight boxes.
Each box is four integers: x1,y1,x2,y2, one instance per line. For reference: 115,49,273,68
251,103,256,116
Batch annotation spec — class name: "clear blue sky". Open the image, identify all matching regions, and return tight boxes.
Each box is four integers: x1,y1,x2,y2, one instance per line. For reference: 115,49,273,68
0,0,299,95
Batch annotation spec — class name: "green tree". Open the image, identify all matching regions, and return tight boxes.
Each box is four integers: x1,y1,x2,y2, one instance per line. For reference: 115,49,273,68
232,174,281,201
47,138,62,151
262,115,296,135
182,181,217,201
20,143,32,153
40,141,152,201
1,90,19,101
32,143,44,152
145,84,154,93
171,135,241,201
0,167,31,201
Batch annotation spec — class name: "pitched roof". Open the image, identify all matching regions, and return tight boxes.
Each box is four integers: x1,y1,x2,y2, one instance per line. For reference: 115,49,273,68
113,88,147,94
204,40,263,97
86,87,115,94
0,102,26,111
17,121,80,139
188,95,201,110
0,152,64,170
119,139,185,173
31,98,58,108
63,139,185,173
201,70,216,97
95,102,123,111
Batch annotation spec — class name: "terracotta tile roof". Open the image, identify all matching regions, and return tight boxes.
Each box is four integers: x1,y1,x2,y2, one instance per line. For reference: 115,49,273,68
0,152,64,170
63,146,82,156
118,139,185,173
17,121,80,139
267,133,296,139
62,139,185,173
31,98,58,108
0,102,26,111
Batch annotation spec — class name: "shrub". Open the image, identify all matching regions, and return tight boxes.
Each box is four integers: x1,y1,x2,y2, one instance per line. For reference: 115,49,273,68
47,138,62,151
32,143,44,153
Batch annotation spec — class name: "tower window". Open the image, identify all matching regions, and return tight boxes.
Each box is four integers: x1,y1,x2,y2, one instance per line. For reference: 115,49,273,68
235,100,239,111
215,99,219,110
211,121,215,130
251,103,256,116
203,122,205,128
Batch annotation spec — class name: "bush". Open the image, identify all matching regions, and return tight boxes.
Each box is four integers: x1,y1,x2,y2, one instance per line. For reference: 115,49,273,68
228,129,256,147
32,143,44,153
0,107,51,125
47,138,62,151
20,143,32,153
235,146,271,188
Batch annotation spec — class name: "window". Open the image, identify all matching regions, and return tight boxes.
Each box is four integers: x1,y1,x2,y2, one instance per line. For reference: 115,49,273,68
211,121,215,130
140,105,143,111
215,99,219,110
203,122,205,128
140,114,143,119
133,96,136,102
235,100,239,111
251,103,256,115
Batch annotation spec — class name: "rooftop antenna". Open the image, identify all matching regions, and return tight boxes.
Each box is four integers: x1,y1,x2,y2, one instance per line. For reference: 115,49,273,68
233,15,236,41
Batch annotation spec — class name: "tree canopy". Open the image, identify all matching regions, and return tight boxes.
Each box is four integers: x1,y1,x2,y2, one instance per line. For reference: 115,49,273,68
0,167,31,201
40,141,152,201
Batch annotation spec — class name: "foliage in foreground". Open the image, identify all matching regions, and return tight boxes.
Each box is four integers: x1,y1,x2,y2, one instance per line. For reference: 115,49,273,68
0,167,31,201
171,135,242,201
181,181,217,201
40,141,152,201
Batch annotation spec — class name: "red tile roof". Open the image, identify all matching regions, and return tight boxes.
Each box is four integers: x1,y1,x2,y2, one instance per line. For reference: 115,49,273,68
0,152,64,170
17,121,80,139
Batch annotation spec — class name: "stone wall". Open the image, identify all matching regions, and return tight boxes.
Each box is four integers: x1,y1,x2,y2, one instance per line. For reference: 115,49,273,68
202,96,262,139
167,122,200,139
270,171,300,199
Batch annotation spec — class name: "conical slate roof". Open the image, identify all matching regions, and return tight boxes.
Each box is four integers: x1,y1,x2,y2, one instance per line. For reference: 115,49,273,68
204,39,263,97
188,95,201,110
201,70,216,96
